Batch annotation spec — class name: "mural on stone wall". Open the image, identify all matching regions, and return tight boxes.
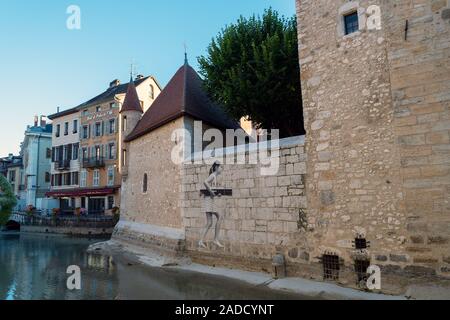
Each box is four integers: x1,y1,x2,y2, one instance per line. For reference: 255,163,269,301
198,161,232,249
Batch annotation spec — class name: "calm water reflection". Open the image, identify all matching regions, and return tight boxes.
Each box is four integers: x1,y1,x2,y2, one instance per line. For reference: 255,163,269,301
0,233,307,300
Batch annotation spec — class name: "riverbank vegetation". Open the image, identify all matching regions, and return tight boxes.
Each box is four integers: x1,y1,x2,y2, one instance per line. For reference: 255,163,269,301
0,175,17,225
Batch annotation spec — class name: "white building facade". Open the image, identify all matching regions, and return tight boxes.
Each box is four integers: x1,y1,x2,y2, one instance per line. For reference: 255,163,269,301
47,108,81,214
20,117,54,211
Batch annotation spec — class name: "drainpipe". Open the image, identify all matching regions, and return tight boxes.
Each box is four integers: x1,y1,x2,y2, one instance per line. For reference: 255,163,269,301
35,134,42,208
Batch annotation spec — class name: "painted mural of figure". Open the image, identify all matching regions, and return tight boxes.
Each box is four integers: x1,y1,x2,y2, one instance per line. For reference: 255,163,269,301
199,161,224,248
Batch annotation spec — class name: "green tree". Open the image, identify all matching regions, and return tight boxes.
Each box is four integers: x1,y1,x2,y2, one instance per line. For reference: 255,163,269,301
198,8,305,138
0,174,17,225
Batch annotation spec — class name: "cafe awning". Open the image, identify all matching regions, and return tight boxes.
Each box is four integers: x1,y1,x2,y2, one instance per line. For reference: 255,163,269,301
46,187,117,198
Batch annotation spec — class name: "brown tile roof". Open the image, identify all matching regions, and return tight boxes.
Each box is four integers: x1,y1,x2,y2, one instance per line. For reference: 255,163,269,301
75,77,150,110
49,76,162,120
120,77,143,113
125,63,240,142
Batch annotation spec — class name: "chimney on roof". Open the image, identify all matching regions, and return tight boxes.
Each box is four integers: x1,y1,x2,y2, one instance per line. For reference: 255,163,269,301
57,107,60,113
34,115,39,127
110,79,121,88
135,74,144,80
40,115,46,128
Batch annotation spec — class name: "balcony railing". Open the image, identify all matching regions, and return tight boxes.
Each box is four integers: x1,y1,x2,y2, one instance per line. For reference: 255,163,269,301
82,157,105,168
56,159,71,170
12,212,118,229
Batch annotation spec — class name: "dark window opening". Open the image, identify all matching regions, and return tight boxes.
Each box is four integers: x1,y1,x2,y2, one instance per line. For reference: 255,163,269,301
108,196,114,210
322,254,340,281
73,143,79,160
72,172,79,185
354,236,368,250
109,119,116,134
143,173,148,193
354,258,371,284
95,122,102,137
344,11,359,35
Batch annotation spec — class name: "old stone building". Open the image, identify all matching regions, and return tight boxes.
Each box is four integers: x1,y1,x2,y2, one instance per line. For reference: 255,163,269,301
113,0,450,295
296,0,450,291
114,59,240,251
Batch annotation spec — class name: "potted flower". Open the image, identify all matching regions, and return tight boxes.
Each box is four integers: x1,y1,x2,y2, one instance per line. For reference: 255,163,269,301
25,205,35,216
52,208,60,218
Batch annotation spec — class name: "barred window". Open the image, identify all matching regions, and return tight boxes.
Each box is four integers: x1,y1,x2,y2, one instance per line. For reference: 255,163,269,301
344,11,359,35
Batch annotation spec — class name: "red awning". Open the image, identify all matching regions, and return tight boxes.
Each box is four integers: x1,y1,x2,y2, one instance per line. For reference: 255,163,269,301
46,187,117,198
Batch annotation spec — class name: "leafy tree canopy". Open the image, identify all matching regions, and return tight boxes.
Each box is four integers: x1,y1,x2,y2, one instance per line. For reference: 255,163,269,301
198,8,305,138
0,175,17,225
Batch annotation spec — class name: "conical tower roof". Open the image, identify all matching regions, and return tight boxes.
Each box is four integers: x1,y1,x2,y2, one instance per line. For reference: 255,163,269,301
125,62,240,142
120,77,143,113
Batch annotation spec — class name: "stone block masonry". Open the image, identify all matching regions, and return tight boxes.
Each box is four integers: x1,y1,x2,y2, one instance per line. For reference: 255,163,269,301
113,0,450,295
296,0,450,291
181,137,310,269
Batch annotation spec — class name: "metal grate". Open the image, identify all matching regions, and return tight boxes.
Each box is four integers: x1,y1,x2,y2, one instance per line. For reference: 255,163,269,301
354,259,371,284
322,254,340,281
344,11,359,35
354,237,367,250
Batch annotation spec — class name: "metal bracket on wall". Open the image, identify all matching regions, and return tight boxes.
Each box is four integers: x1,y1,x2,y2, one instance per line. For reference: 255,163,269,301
405,20,409,41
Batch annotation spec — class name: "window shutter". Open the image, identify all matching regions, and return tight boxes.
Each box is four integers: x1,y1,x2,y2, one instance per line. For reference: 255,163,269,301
67,144,72,161
59,146,64,161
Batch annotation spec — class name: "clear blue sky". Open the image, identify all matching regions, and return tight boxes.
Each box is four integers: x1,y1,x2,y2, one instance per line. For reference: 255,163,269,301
0,0,296,157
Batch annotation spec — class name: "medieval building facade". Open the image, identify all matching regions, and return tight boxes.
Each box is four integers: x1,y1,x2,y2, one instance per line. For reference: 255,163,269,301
46,76,161,215
296,0,450,292
113,0,450,294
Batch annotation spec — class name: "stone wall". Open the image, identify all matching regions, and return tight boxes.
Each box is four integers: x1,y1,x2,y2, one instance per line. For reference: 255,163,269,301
386,0,450,277
120,118,184,230
181,136,309,270
296,0,450,287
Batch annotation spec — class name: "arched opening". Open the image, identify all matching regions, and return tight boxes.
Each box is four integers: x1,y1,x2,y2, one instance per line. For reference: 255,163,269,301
143,173,148,193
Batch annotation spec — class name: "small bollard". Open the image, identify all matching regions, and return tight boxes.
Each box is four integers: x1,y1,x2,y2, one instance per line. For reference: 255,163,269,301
272,254,286,279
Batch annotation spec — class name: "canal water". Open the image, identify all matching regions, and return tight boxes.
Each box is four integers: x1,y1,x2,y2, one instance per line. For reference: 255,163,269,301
0,232,308,300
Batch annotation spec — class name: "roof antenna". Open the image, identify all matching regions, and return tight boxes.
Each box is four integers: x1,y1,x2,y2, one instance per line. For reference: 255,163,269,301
184,42,188,65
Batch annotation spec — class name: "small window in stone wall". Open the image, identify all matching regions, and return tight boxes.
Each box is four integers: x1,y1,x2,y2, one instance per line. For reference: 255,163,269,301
353,236,369,250
344,11,359,35
354,258,371,285
321,253,340,281
143,173,148,193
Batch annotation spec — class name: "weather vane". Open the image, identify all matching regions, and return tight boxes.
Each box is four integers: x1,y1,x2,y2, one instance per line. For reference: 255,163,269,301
183,42,188,64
